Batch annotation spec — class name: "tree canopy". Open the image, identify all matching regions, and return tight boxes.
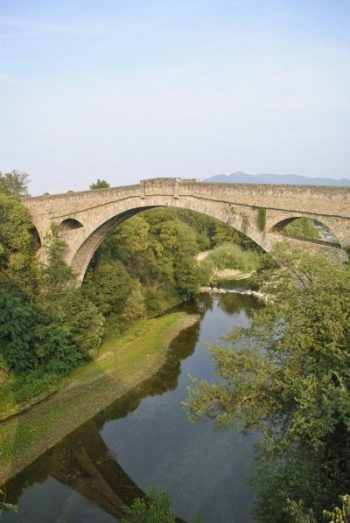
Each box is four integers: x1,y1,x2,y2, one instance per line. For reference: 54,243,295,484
0,170,30,196
89,179,110,189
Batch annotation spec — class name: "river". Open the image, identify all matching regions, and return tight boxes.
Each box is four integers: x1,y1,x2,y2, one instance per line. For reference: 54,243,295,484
2,289,260,523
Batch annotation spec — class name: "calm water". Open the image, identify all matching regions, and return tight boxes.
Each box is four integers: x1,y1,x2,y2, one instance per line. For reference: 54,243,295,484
2,291,260,523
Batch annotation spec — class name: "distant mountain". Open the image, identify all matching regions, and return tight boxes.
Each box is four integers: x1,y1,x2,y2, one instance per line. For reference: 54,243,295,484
204,171,350,186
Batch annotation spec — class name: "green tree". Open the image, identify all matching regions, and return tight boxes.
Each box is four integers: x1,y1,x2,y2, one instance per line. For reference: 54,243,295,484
186,244,350,521
0,287,79,374
0,189,39,295
89,179,110,189
122,488,176,523
83,259,132,316
53,287,105,358
121,284,146,325
115,216,151,261
41,224,75,300
0,170,30,195
174,255,203,299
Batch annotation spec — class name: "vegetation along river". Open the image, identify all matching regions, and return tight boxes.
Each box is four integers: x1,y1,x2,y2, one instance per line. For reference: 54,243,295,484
2,287,261,523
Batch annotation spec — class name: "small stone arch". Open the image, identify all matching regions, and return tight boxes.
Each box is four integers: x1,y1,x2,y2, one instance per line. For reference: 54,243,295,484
60,218,84,231
29,225,42,249
269,216,340,245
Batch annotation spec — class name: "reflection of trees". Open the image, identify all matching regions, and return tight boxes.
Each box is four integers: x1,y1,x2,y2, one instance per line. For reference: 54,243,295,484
97,320,200,427
195,293,213,313
217,293,260,316
4,320,200,522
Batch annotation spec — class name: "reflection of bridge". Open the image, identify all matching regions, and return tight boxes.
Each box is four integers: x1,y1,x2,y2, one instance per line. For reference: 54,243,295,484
7,420,186,522
4,320,201,522
23,178,350,283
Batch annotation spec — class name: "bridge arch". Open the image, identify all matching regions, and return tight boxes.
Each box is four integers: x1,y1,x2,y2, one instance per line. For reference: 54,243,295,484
269,215,340,244
61,218,84,231
70,201,267,284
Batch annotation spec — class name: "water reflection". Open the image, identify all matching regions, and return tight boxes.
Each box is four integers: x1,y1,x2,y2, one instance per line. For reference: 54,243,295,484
2,293,260,523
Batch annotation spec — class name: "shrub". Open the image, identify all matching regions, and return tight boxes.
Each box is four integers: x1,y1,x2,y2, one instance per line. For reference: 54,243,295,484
257,207,266,231
206,243,259,272
0,287,87,374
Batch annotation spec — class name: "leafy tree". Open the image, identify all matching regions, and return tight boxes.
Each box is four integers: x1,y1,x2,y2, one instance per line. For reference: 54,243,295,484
89,179,110,189
121,284,146,325
122,488,176,523
152,219,198,257
40,224,75,300
0,189,39,295
0,287,78,373
115,216,151,261
174,255,203,299
83,259,132,316
186,244,350,521
0,170,30,195
53,287,105,358
212,221,242,246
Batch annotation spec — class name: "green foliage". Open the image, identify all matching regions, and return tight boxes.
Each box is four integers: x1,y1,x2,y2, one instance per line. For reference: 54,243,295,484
41,224,75,299
89,179,110,189
211,221,243,246
324,495,350,523
0,189,39,295
257,207,266,232
52,287,105,358
205,243,260,272
186,244,350,521
283,217,321,240
122,488,176,523
174,255,203,299
0,170,30,195
84,208,220,320
0,287,79,374
83,259,132,316
144,288,162,314
121,284,146,325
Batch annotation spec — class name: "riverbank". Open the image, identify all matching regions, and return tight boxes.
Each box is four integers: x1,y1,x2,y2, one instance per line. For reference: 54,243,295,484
0,311,199,484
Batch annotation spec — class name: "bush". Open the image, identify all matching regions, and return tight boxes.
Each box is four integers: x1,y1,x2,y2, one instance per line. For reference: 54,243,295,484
0,287,88,374
83,259,132,316
144,288,162,314
122,488,176,523
206,243,259,272
52,287,105,358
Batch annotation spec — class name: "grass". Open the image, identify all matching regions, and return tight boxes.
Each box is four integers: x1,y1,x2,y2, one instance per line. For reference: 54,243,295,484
0,311,199,484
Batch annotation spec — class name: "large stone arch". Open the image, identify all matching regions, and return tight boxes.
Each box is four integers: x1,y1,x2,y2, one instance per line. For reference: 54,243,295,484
22,178,350,281
69,199,268,284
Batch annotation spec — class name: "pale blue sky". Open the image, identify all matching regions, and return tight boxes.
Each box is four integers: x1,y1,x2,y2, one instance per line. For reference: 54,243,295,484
1,0,349,194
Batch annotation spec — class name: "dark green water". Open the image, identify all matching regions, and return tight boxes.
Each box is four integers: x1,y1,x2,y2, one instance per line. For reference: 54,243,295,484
2,291,260,523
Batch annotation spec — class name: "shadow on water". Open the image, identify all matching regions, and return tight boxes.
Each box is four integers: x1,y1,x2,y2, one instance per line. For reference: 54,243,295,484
1,291,261,523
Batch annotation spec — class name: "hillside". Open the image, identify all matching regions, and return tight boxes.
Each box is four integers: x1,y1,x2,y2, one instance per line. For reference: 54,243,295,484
205,171,350,186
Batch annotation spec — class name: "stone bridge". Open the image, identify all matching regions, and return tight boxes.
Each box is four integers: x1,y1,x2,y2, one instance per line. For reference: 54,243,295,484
23,178,350,283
